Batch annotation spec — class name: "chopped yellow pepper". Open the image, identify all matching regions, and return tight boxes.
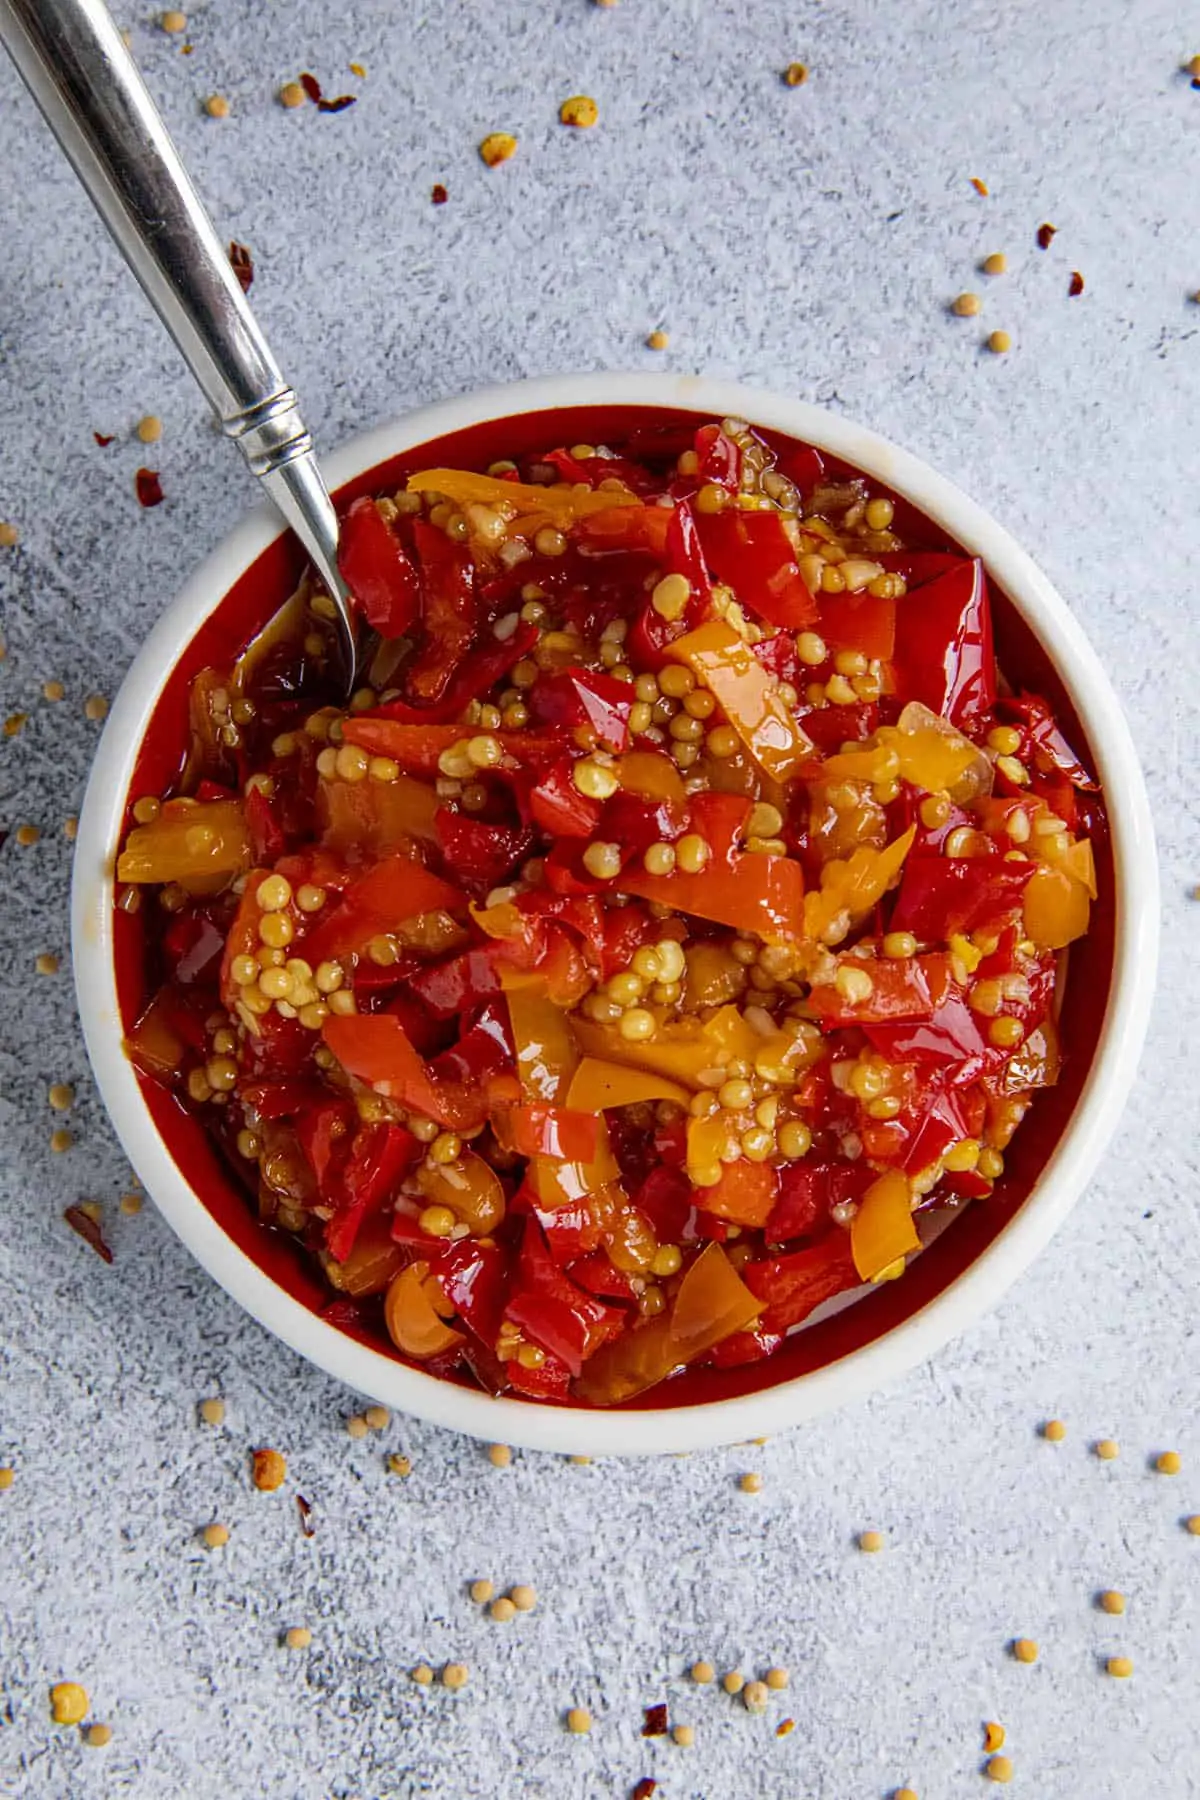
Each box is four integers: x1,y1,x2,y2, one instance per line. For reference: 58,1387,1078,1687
664,621,811,784
565,1057,690,1111
116,798,249,889
570,1004,761,1092
406,468,639,519
802,826,916,943
851,1169,920,1282
1022,865,1091,949
500,969,578,1102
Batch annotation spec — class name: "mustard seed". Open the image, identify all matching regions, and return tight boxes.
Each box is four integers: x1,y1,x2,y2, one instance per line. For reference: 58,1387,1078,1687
1042,1419,1067,1441
509,1583,537,1612
1094,1438,1120,1461
982,253,1007,276
566,1706,592,1734
161,10,186,32
49,1682,89,1725
765,1667,789,1690
442,1662,469,1690
487,1443,512,1467
410,1663,434,1684
0,522,19,548
251,1447,286,1491
43,680,64,701
364,1404,390,1431
1155,1450,1182,1475
0,1469,14,1491
279,81,306,108
479,133,518,168
346,1415,369,1440
858,1529,885,1553
1011,1637,1038,1663
202,1522,229,1549
739,1472,762,1493
783,62,808,85
952,292,982,317
470,1579,495,1604
1106,1655,1133,1679
673,1724,695,1746
386,1453,412,1477
85,1724,112,1748
560,95,599,128
48,1084,74,1111
646,330,670,351
690,1660,715,1684
284,1626,311,1650
721,1670,744,1695
489,1596,517,1621
743,1679,769,1713
987,330,1012,354
84,694,109,721
985,1757,1013,1784
983,1722,1005,1752
1098,1590,1125,1615
203,95,229,119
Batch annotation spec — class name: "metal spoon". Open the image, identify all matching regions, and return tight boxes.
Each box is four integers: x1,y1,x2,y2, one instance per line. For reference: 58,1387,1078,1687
0,0,357,688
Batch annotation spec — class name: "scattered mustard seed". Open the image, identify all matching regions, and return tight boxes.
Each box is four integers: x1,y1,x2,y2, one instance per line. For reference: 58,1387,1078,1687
487,1443,512,1467
251,1447,286,1491
568,1454,592,1465
646,329,670,351
1155,1450,1182,1475
63,817,78,842
442,1662,469,1690
43,680,65,702
119,1192,142,1215
858,1529,885,1553
364,1404,390,1431
50,1128,73,1153
1097,1589,1125,1616
1011,1637,1039,1663
386,1452,412,1477
1106,1655,1133,1679
1186,1515,1200,1535
1094,1438,1120,1461
410,1663,434,1685
479,132,518,168
743,1679,769,1713
0,521,19,547
489,1596,517,1622
284,1626,312,1650
721,1670,744,1695
509,1584,537,1613
673,1724,695,1746
346,1415,369,1440
15,825,39,846
84,694,109,721
203,95,229,119
738,1472,762,1494
690,1660,715,1684
894,1789,918,1800
1042,1419,1067,1442
4,712,27,737
136,414,162,444
985,1758,1013,1785
470,1579,495,1605
202,1522,230,1549
0,1468,15,1491
199,1397,225,1426
1188,54,1200,77
783,62,809,86
982,252,1007,276
349,61,366,78
50,1682,89,1726
160,10,186,31
279,81,306,108
765,1667,789,1691
560,95,599,128
566,1706,592,1734
48,1084,74,1112
37,953,60,975
984,1722,1005,1752
952,292,982,316
987,330,1012,354
85,1724,112,1748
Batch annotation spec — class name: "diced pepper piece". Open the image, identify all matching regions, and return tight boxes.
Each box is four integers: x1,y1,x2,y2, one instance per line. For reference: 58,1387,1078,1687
663,498,712,609
323,1012,487,1128
116,798,249,887
318,773,440,854
337,495,421,638
808,953,952,1026
743,1231,860,1333
694,1159,779,1229
302,853,465,963
850,1169,920,1282
665,621,811,782
888,558,995,728
619,791,805,944
570,1004,761,1093
695,512,818,629
803,826,915,943
564,1057,691,1111
528,757,603,839
384,1262,466,1360
576,1243,762,1404
817,589,895,661
525,1123,620,1206
323,1214,403,1297
492,1104,599,1162
1022,864,1091,949
501,970,579,1102
434,811,534,890
405,521,477,704
326,1121,419,1262
433,1237,509,1344
407,468,640,517
889,856,1034,943
527,667,633,752
407,946,502,1018
122,988,192,1079
615,750,688,807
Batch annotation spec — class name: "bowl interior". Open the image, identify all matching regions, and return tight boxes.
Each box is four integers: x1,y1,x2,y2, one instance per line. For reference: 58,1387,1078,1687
111,402,1115,1414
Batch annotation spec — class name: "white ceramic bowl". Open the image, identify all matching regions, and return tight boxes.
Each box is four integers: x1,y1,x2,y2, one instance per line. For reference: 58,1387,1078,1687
72,374,1159,1455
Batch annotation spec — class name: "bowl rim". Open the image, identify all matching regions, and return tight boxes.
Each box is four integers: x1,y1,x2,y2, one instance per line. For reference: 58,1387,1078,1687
72,371,1160,1455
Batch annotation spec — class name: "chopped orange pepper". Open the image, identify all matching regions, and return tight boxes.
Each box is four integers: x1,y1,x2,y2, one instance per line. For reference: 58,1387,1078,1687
803,826,915,943
123,990,190,1079
406,468,639,519
615,750,688,806
318,771,439,852
850,1169,920,1282
571,1004,761,1091
500,968,578,1102
695,1159,778,1228
619,847,805,944
664,620,811,784
384,1263,465,1359
1022,864,1091,949
116,798,249,888
526,1125,620,1205
564,1057,690,1111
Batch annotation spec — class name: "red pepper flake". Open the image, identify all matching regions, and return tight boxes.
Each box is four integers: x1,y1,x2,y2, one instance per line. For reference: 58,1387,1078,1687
229,242,254,292
431,183,448,205
1037,222,1057,249
1068,270,1085,296
970,177,989,196
64,1205,113,1263
641,1702,668,1737
93,431,115,447
631,1784,657,1800
776,1717,796,1737
300,71,322,103
296,1494,315,1537
135,468,164,508
317,94,357,113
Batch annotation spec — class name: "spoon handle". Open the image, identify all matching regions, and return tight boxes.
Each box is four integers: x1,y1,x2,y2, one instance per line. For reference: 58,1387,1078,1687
0,0,354,675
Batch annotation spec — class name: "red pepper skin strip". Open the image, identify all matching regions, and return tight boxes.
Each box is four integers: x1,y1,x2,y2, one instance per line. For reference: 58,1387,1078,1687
695,511,818,629
337,496,421,638
743,1231,860,1334
889,856,1034,942
527,667,633,752
341,717,566,776
816,589,896,661
326,1122,419,1262
301,853,465,963
356,622,540,726
404,520,477,703
322,1012,487,1129
887,557,995,729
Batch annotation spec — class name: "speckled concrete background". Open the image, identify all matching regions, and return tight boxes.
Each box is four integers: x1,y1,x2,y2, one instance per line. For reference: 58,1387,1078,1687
1,1,1198,1795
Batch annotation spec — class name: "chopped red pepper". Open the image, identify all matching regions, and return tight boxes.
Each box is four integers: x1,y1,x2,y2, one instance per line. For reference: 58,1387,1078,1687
338,496,421,638
135,467,164,508
888,558,994,728
696,510,818,628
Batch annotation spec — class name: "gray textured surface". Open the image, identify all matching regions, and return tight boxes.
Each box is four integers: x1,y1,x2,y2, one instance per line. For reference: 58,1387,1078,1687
0,1,1197,1795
